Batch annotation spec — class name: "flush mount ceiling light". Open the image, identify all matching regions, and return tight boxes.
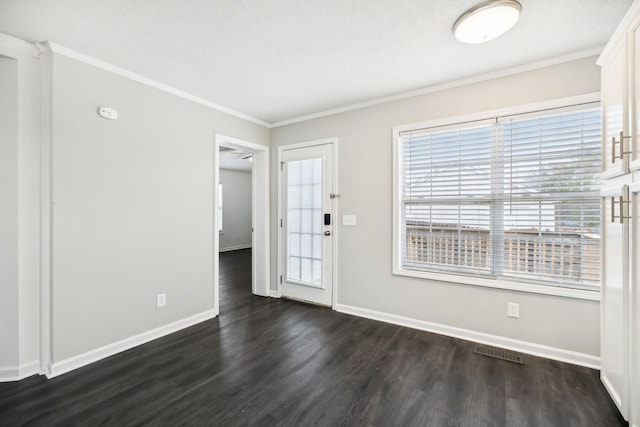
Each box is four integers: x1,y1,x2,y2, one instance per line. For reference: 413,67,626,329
453,0,522,44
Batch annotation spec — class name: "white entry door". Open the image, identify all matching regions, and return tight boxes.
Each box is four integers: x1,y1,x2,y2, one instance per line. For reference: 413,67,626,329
281,142,334,306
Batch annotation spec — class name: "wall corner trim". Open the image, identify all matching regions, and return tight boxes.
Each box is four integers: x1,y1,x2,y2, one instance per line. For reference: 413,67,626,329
48,309,217,379
35,41,52,55
335,303,600,370
0,361,41,383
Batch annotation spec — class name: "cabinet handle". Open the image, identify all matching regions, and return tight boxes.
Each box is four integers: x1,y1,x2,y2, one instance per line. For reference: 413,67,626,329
610,194,631,224
612,131,632,163
611,197,615,222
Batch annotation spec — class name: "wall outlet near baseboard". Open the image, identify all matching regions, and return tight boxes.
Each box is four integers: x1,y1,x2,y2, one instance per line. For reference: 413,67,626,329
507,302,519,318
157,293,166,308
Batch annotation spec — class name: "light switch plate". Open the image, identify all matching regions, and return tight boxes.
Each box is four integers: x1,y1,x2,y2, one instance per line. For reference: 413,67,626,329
342,215,357,226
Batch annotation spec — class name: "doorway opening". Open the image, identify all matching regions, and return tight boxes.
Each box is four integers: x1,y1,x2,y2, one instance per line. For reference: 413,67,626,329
214,135,270,315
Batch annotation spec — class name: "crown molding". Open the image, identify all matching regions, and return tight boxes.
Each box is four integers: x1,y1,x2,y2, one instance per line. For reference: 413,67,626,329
1,36,605,129
271,46,604,128
598,0,640,66
0,32,40,58
35,41,52,55
45,42,271,128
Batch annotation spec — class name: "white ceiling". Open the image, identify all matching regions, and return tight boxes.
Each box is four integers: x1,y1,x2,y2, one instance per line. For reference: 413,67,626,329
219,149,253,172
0,0,633,125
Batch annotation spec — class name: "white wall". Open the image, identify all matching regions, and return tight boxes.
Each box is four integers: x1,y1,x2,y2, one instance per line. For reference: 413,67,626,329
0,56,20,371
219,169,252,252
0,37,41,381
17,47,40,379
270,56,602,359
49,53,269,364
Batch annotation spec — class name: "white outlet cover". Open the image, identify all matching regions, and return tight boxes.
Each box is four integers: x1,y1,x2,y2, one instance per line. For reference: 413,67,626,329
157,293,166,308
507,302,519,318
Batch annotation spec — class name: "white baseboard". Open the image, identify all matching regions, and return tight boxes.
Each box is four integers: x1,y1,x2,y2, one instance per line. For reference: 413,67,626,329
600,374,624,416
0,360,40,382
335,303,600,369
219,244,252,253
269,289,281,298
48,309,217,378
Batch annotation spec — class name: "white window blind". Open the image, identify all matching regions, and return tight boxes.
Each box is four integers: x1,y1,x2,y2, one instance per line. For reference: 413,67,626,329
398,104,601,290
401,119,497,277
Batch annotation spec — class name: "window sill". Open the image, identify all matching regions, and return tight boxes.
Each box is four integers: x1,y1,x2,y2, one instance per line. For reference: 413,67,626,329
392,267,600,301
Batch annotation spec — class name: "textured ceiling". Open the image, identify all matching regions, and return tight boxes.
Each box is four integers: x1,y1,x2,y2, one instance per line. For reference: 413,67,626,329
219,149,253,172
0,0,633,125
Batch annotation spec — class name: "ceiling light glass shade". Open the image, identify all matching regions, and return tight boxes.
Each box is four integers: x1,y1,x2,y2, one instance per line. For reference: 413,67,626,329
453,0,521,44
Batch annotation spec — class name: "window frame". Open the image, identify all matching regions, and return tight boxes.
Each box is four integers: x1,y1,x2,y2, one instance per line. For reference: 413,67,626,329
392,93,601,301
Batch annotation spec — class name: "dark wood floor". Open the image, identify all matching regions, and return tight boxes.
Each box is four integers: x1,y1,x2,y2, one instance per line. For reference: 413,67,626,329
0,249,626,426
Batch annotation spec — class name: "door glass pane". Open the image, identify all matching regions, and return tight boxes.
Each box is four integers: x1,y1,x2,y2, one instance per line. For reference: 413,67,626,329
287,158,322,285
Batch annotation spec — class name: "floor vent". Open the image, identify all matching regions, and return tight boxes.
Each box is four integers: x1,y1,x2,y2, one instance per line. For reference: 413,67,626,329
474,345,524,364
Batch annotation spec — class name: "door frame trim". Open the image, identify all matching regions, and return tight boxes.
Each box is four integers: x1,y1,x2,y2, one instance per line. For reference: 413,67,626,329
277,137,339,308
214,134,270,314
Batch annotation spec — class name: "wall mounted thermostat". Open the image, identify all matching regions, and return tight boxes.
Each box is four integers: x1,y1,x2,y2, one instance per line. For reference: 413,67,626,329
98,106,118,120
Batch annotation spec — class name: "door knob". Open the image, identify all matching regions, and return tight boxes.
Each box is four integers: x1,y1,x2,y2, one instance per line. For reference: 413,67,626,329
324,231,331,236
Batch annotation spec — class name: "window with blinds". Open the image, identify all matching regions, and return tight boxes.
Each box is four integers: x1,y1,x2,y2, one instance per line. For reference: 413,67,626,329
396,104,601,290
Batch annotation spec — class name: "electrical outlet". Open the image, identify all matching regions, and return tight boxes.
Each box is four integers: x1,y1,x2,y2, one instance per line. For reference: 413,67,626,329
157,293,166,308
507,302,519,318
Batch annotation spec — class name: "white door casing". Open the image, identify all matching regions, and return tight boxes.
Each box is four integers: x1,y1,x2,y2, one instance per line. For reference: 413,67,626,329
214,134,270,314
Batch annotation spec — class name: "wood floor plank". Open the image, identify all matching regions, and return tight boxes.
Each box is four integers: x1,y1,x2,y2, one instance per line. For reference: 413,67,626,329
0,249,627,426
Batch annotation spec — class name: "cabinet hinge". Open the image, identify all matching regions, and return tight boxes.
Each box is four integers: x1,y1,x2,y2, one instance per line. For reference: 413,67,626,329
280,275,283,284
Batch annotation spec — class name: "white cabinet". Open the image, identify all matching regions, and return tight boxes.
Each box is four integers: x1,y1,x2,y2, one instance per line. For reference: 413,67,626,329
632,27,640,172
602,42,628,179
600,183,630,417
599,2,640,423
630,182,640,425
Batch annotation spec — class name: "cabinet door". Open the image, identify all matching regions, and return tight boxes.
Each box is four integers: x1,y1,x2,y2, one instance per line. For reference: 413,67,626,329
602,42,629,179
629,181,640,426
632,28,640,172
600,183,630,419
